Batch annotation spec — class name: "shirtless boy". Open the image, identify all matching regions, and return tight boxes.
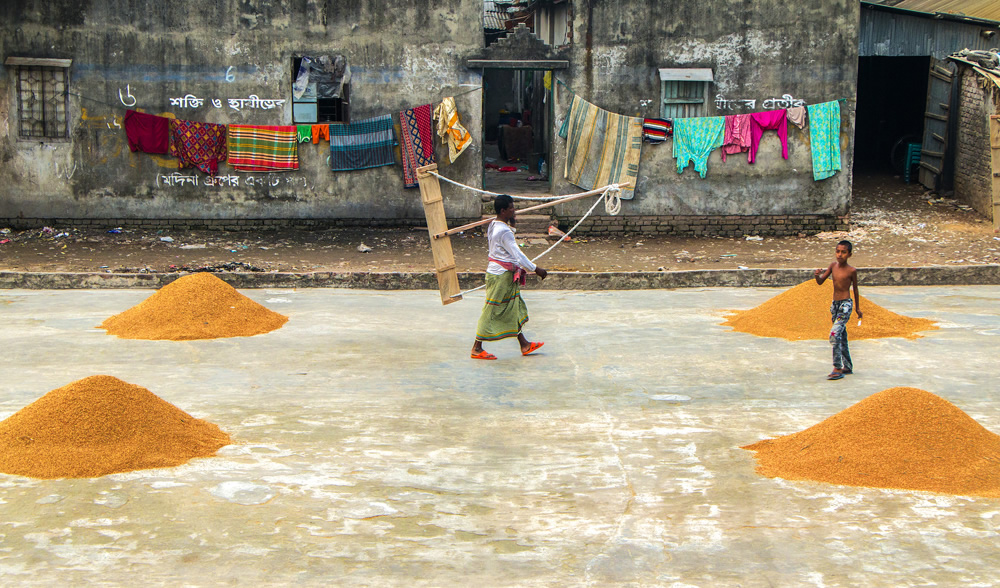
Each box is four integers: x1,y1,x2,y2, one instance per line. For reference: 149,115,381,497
813,240,862,380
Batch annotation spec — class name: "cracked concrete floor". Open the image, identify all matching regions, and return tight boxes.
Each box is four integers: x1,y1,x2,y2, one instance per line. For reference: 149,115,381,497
0,286,998,586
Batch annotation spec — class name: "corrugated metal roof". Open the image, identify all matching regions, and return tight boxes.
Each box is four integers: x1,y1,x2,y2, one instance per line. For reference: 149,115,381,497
860,5,999,58
893,1,1000,23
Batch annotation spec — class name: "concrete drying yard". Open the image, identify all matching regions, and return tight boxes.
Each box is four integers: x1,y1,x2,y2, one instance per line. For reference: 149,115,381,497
0,286,998,586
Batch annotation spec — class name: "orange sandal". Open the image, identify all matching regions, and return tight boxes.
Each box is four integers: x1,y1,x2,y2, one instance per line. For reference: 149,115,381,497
521,341,544,356
471,350,497,360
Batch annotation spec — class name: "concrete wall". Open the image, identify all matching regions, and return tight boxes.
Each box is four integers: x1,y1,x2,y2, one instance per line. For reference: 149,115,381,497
953,67,999,221
550,0,859,226
0,0,484,225
1,0,859,234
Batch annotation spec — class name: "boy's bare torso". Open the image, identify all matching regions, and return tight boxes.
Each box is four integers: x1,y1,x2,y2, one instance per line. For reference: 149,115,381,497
828,262,856,301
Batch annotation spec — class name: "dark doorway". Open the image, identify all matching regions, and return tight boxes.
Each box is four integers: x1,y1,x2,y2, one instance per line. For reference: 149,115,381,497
482,68,552,195
854,56,930,174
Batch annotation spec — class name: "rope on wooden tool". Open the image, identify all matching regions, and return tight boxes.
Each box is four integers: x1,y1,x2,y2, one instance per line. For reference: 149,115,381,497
430,170,594,202
448,183,624,298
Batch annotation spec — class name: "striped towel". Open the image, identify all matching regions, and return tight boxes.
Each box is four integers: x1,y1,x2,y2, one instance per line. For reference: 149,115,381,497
558,94,642,199
329,114,397,171
400,104,436,188
227,125,298,171
642,118,672,143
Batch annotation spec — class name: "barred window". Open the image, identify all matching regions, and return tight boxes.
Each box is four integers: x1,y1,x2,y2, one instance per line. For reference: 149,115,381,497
659,68,713,119
5,57,72,140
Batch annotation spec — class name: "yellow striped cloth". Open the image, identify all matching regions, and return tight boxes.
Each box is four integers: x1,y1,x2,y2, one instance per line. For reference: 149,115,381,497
558,94,642,199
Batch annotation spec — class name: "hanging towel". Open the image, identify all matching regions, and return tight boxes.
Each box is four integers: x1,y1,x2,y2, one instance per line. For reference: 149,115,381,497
124,110,170,154
433,97,472,163
311,124,330,144
786,106,807,130
557,94,642,199
672,116,725,178
297,125,312,143
168,119,228,175
807,101,842,181
642,118,672,143
399,104,436,188
227,125,299,171
748,109,789,164
720,114,752,162
328,114,396,171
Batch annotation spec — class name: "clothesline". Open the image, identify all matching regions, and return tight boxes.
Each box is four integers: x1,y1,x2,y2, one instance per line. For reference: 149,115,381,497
554,78,848,119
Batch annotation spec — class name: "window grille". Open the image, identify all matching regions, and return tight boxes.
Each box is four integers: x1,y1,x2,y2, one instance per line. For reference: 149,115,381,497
659,68,713,119
12,64,70,139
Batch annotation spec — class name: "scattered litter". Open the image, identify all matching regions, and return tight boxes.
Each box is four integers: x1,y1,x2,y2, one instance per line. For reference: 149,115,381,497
41,227,54,235
737,265,749,270
159,236,174,243
180,244,207,249
107,228,123,234
744,235,763,241
0,228,10,235
0,239,9,245
547,226,571,241
357,243,372,253
720,253,737,258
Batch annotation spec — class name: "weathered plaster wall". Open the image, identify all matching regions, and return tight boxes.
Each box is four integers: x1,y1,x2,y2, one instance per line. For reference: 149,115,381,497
0,0,483,223
551,0,859,221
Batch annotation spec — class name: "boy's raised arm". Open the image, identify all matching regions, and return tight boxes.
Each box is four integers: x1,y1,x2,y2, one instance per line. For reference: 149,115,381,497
814,263,833,285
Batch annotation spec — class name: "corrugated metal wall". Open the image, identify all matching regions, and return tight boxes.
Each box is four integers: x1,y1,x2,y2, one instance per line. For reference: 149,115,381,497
860,7,997,58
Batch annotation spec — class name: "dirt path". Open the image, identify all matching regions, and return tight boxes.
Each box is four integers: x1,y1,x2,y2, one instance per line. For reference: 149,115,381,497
1,173,997,274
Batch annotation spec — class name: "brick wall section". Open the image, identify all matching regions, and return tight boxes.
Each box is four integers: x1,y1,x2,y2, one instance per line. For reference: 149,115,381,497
556,214,849,237
953,68,996,221
1,215,848,236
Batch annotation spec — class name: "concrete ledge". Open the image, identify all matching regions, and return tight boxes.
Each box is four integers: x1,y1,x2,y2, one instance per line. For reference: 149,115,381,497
2,265,1000,290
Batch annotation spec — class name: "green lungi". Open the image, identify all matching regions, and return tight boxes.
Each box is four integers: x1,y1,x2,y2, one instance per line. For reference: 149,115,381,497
475,272,529,341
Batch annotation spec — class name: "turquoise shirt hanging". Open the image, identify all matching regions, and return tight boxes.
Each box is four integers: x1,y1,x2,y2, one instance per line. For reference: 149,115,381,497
806,101,841,181
672,117,726,178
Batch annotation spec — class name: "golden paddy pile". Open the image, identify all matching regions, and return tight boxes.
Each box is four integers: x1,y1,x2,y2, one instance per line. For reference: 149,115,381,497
743,387,1000,498
721,280,937,340
0,375,230,479
100,271,288,340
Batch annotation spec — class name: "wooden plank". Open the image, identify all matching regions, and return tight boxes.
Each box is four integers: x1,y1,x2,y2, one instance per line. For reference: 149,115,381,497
415,164,462,305
991,115,1000,149
924,112,948,122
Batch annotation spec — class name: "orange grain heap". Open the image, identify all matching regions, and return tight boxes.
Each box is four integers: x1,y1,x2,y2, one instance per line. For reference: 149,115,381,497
722,280,937,340
0,375,230,479
743,387,1000,498
100,271,288,340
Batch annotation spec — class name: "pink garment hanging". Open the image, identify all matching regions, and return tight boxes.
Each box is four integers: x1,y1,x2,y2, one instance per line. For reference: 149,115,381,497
748,109,789,164
721,114,753,162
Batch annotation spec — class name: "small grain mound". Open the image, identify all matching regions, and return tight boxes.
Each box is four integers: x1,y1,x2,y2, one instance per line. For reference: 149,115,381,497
100,272,288,340
0,375,230,479
721,280,937,340
743,387,1000,497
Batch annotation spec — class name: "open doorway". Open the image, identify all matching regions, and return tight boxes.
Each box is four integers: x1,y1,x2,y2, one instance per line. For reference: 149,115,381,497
482,68,552,195
854,56,931,177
